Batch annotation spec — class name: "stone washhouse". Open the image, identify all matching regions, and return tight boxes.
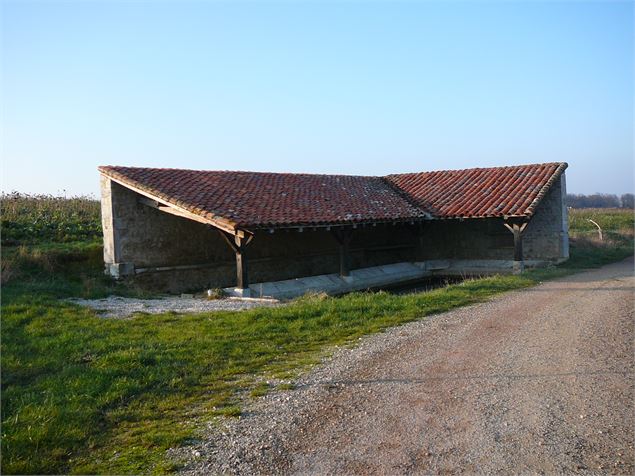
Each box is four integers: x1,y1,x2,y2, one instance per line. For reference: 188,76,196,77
98,162,569,299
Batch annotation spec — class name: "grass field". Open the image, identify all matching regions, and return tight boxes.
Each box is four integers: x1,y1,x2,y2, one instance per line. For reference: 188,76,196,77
1,193,102,245
1,201,633,474
566,208,634,268
568,207,634,232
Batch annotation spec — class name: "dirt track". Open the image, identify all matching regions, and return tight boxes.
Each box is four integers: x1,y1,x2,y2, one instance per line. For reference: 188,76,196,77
182,259,635,474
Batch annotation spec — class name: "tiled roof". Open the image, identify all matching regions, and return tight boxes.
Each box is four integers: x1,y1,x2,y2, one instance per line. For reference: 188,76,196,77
386,162,567,219
98,162,567,231
98,166,427,229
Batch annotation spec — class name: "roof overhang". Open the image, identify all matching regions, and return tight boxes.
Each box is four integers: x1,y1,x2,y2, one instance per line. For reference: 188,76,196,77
100,170,249,237
524,162,568,217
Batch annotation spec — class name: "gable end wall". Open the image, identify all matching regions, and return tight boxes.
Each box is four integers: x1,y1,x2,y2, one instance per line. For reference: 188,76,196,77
523,174,569,261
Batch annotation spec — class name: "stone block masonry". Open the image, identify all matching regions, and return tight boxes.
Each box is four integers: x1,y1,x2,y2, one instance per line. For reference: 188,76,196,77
523,174,569,261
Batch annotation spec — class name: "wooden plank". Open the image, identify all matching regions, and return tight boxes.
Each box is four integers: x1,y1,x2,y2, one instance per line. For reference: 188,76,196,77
235,247,248,289
138,196,160,208
157,204,219,227
107,174,240,235
234,234,250,290
218,230,239,253
135,262,218,273
415,222,425,261
512,225,523,261
339,240,350,277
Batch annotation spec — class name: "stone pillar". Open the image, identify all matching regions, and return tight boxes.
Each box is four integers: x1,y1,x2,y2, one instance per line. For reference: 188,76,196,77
100,176,134,278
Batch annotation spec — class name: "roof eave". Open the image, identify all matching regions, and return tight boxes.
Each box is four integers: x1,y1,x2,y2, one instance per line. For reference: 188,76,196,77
245,215,431,231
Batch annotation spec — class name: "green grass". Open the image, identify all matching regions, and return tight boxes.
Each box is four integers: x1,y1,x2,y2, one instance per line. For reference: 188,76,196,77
567,208,634,268
568,207,634,233
2,269,542,474
1,207,633,474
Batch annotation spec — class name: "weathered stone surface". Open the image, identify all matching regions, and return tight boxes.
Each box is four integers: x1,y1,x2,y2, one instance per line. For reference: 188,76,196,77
524,174,569,260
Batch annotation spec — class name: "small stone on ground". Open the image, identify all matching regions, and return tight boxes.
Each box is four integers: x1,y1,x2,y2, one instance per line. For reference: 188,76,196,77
68,296,279,318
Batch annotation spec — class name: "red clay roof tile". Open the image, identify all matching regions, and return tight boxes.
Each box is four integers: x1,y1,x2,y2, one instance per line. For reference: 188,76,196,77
98,162,566,230
98,166,427,229
386,162,567,219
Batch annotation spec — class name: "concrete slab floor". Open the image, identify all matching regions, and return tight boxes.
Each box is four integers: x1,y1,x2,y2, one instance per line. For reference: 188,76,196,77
222,259,553,301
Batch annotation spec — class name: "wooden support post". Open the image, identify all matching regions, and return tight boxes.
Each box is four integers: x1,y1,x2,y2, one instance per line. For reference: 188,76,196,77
512,226,523,261
415,222,425,261
503,219,528,273
219,230,254,294
332,228,354,278
340,239,351,277
235,236,248,290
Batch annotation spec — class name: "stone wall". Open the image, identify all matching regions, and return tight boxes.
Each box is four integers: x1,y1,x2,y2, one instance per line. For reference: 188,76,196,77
101,173,568,293
101,177,227,277
523,174,569,261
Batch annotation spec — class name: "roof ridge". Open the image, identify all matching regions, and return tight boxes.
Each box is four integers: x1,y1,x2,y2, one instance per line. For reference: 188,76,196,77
100,162,568,180
98,165,380,180
380,176,433,219
386,162,567,177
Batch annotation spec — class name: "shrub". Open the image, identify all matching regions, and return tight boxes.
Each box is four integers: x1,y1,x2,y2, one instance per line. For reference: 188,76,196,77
1,192,101,245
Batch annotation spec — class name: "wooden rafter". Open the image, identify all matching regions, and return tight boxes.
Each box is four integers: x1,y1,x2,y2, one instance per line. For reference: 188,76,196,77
137,197,214,227
105,174,245,237
503,218,530,262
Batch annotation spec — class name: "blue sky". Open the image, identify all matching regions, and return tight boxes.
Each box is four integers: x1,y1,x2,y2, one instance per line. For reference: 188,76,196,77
2,1,633,196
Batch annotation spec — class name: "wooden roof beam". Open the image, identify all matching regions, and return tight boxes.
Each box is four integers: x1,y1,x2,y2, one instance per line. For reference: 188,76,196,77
115,179,245,237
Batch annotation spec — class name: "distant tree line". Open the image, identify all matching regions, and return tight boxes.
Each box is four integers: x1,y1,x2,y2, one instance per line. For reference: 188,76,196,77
566,193,634,209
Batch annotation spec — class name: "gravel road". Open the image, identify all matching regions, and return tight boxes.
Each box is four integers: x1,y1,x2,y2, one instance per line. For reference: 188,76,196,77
177,258,634,474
